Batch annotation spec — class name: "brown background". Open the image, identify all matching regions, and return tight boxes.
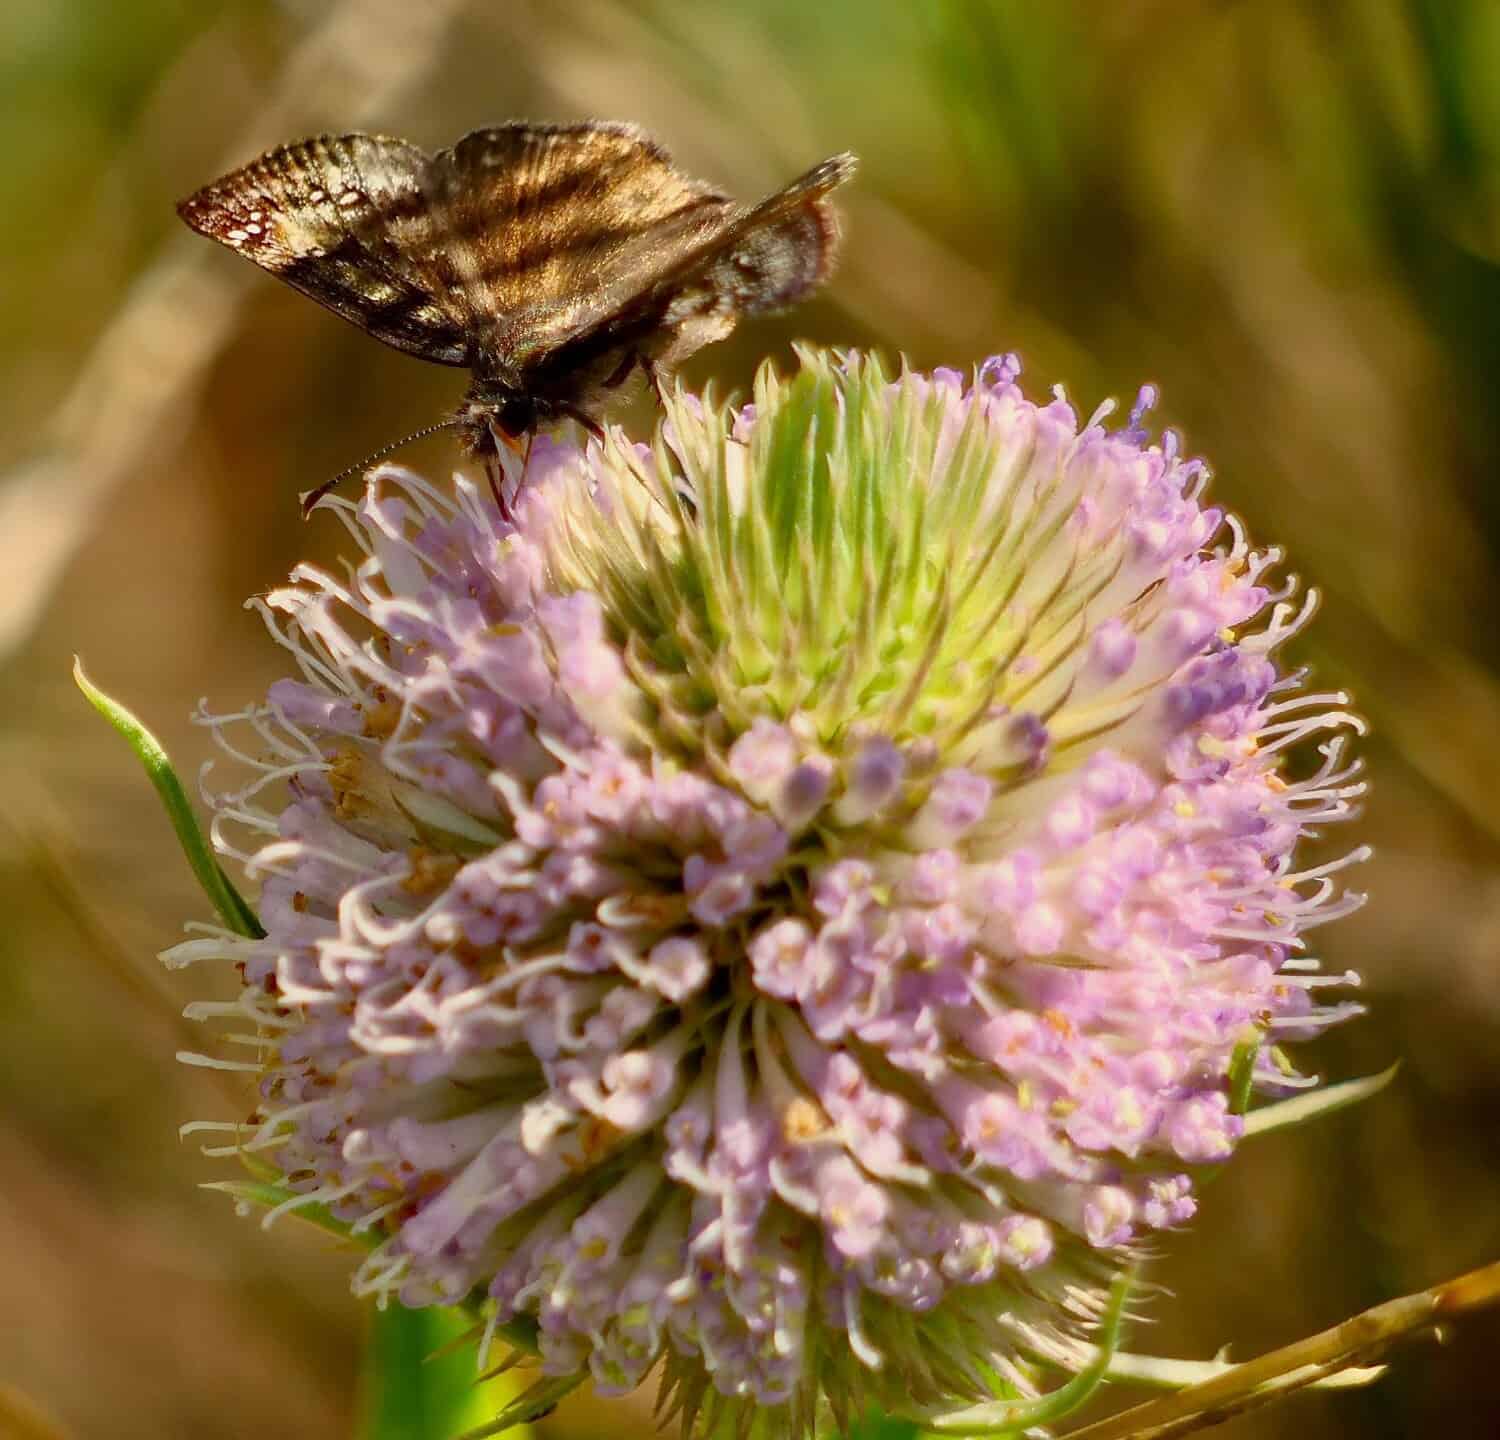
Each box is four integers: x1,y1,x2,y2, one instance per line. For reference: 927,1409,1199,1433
2,2,1497,1437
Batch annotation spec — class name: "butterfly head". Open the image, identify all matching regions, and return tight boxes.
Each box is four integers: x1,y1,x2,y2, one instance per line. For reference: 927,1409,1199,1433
459,361,610,451
456,368,541,454
462,390,537,440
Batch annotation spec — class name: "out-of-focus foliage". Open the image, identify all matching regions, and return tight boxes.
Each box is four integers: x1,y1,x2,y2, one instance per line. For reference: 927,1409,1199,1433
1,3,1497,1437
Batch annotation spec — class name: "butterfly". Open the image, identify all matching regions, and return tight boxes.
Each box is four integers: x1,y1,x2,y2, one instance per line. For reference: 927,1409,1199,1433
177,120,856,510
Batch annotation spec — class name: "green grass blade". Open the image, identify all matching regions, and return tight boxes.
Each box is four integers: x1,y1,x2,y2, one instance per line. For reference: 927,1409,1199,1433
1243,1063,1399,1139
74,658,263,939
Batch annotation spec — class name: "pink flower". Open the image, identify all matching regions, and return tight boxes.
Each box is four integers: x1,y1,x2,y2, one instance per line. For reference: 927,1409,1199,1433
172,351,1367,1432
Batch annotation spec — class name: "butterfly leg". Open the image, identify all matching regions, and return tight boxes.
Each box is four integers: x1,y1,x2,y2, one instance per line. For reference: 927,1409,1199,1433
482,453,508,522
560,406,607,442
601,350,638,390
600,350,665,410
483,424,531,525
640,354,667,409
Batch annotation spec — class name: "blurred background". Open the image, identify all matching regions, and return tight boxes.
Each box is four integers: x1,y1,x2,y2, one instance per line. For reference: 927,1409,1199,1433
2,1,1498,1437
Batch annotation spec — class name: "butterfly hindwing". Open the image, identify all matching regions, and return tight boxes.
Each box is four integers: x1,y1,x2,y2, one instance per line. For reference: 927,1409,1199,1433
508,152,857,405
177,134,470,365
660,153,855,329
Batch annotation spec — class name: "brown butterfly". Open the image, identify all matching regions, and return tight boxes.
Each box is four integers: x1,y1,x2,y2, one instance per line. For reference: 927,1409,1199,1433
177,121,856,510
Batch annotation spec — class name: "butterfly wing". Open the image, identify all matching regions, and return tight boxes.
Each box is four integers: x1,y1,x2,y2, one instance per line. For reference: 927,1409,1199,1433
426,122,735,344
177,134,471,365
179,128,853,408
650,151,856,354
505,152,857,408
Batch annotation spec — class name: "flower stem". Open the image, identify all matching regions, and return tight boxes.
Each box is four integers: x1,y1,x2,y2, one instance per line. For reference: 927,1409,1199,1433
359,1305,529,1440
1058,1258,1500,1440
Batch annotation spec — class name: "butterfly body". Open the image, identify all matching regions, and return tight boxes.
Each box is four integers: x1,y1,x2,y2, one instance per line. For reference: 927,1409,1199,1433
178,122,856,475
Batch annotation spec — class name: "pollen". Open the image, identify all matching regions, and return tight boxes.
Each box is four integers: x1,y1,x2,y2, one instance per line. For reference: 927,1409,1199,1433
360,696,402,738
782,1096,828,1142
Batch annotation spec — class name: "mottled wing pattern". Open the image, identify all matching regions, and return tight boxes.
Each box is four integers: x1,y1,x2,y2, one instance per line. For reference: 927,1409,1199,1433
655,151,855,332
428,123,733,331
512,152,857,403
177,134,470,365
179,126,855,430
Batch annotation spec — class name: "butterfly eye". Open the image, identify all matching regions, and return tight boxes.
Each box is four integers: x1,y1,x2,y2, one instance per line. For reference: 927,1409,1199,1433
496,393,538,437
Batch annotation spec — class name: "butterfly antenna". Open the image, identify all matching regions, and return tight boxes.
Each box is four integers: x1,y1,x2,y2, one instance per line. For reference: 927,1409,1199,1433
299,418,467,517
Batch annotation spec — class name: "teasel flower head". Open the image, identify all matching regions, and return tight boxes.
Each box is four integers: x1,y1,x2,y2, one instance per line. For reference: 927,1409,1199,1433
171,350,1368,1436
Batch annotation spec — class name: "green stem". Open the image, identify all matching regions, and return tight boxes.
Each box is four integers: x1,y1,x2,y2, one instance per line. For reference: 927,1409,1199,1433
360,1305,528,1440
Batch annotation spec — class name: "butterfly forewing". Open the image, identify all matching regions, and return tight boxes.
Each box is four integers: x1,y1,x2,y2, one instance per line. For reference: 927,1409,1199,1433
429,122,735,335
177,134,473,365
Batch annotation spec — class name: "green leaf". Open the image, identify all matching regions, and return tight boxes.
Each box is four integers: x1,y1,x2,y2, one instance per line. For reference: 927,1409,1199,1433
1242,1063,1399,1139
74,658,262,939
925,1267,1135,1435
1227,1037,1259,1116
360,1305,531,1440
